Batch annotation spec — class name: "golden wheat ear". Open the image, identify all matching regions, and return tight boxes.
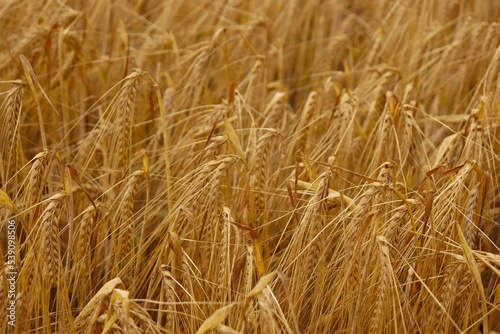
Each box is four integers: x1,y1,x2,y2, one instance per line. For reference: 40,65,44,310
39,192,67,288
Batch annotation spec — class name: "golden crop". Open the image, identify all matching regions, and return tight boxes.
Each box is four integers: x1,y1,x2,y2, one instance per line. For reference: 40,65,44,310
0,1,499,333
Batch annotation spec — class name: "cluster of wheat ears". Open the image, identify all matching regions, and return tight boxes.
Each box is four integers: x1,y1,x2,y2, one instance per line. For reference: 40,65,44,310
0,0,499,333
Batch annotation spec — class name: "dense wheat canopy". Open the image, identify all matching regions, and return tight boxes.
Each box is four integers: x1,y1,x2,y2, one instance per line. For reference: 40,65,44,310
0,0,500,333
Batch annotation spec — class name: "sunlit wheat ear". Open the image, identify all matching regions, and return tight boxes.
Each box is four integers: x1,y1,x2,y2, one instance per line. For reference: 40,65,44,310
369,236,393,334
159,265,176,332
184,48,211,109
333,91,357,168
461,112,484,162
428,261,461,334
106,288,132,333
258,287,279,333
404,264,415,305
433,161,474,235
319,76,338,114
373,92,396,167
250,129,280,228
40,191,66,288
178,157,239,301
375,161,395,206
383,203,409,247
261,93,287,131
238,243,257,329
300,171,330,329
160,231,184,308
24,149,54,231
464,184,480,249
200,135,227,164
1,80,24,190
433,130,462,167
453,264,476,329
181,28,224,109
72,204,97,298
195,155,240,242
206,202,222,301
398,104,415,167
178,259,195,332
216,205,233,301
362,71,396,130
113,69,144,173
116,169,144,272
154,86,176,148
293,90,318,153
74,124,108,170
344,179,384,294
73,278,123,332
243,242,256,297
192,103,229,138
308,172,330,268
242,59,263,105
81,281,162,333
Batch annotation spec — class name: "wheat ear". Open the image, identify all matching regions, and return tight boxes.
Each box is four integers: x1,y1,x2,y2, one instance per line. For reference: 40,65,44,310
40,191,66,288
114,69,144,172
1,80,24,191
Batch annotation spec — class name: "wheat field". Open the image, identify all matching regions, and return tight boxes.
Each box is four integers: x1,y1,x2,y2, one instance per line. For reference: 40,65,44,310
0,0,499,333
